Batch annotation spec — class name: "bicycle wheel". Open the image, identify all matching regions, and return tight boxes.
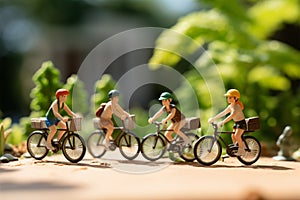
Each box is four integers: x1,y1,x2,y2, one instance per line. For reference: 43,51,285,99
87,130,107,158
27,131,49,160
180,133,199,162
193,136,222,166
118,132,141,160
141,134,166,161
237,136,261,165
62,133,86,163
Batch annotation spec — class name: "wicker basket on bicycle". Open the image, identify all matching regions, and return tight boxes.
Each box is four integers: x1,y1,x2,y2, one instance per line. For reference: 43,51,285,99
245,116,260,131
31,117,82,131
182,117,201,130
31,117,47,129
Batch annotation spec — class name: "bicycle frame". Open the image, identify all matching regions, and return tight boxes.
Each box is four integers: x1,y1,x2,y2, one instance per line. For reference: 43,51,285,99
99,121,138,147
209,123,254,153
35,120,77,150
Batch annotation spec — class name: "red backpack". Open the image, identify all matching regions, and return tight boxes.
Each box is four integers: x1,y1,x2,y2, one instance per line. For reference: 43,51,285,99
95,103,106,117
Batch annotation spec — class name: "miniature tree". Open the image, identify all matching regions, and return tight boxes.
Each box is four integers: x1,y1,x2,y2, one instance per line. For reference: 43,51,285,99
91,74,116,114
30,60,63,116
64,74,88,115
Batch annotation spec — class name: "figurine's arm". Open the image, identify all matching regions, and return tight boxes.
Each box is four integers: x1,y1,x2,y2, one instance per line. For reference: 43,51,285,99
112,103,129,120
208,106,231,123
148,107,164,124
64,104,77,118
219,110,235,126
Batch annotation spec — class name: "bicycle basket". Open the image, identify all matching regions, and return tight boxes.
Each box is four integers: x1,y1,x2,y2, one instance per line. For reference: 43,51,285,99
246,116,260,131
182,117,201,130
93,117,102,129
70,117,82,131
123,115,136,130
31,117,47,129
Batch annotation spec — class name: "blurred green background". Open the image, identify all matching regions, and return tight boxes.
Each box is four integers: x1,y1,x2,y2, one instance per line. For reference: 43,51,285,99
0,0,300,154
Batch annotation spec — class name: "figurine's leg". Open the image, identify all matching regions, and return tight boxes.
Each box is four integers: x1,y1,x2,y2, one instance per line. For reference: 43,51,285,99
100,119,114,148
173,120,191,145
231,131,237,145
46,125,56,150
57,121,67,141
234,129,245,156
165,123,174,142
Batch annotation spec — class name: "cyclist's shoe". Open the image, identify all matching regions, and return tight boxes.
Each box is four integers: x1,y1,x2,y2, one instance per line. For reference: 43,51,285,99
45,142,55,151
228,142,238,148
182,138,192,147
234,148,246,156
104,140,116,151
167,140,176,152
168,152,184,162
103,140,110,150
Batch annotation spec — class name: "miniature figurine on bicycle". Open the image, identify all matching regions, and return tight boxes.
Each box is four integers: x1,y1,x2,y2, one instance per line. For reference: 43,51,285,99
97,89,131,150
148,92,191,150
208,89,246,156
45,88,78,151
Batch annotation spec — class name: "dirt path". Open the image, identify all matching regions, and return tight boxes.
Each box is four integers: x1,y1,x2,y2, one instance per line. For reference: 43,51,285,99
1,152,300,200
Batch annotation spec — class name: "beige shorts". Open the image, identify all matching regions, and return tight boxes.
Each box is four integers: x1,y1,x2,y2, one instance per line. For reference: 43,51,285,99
99,118,114,128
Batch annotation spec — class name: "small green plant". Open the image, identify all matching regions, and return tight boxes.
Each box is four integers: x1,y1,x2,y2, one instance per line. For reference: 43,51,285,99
0,118,12,156
91,74,116,115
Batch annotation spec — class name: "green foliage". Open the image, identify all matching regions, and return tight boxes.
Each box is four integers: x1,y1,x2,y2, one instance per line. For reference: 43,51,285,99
149,0,300,143
64,74,89,115
91,74,116,114
6,124,25,145
30,61,63,115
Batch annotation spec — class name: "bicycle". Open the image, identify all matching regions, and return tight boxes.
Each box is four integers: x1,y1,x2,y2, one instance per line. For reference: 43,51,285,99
27,117,86,163
193,117,261,166
141,117,200,162
87,115,141,160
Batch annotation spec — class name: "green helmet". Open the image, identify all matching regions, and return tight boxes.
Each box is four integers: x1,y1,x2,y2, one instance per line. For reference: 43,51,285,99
108,89,120,99
158,92,172,100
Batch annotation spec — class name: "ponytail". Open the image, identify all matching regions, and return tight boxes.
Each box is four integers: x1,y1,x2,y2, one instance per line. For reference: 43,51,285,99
236,99,244,110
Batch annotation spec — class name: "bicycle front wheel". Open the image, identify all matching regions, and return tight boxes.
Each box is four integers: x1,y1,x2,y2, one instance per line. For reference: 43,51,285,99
87,130,107,158
180,132,199,162
194,136,222,166
118,132,141,160
62,133,86,163
27,131,48,160
237,136,261,165
141,134,166,161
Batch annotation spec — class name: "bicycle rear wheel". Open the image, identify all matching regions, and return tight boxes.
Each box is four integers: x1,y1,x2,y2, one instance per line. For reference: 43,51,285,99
62,133,86,163
237,136,261,165
118,132,141,160
87,130,107,158
193,136,221,166
180,132,199,162
27,131,49,160
141,134,166,161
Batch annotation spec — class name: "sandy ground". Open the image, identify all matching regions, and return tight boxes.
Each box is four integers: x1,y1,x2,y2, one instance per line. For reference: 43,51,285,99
1,152,300,200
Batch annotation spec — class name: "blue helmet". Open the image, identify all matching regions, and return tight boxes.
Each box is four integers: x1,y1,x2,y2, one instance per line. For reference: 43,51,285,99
108,89,120,99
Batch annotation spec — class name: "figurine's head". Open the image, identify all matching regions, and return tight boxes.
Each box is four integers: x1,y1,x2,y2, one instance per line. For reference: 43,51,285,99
159,92,173,103
224,89,240,100
56,89,70,100
108,89,120,100
224,89,244,109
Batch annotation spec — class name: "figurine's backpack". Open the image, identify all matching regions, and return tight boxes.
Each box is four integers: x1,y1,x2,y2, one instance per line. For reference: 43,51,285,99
95,103,107,118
